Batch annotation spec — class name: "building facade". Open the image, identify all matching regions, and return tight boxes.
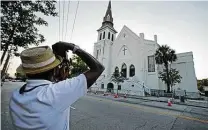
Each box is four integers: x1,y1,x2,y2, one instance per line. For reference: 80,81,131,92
92,1,198,96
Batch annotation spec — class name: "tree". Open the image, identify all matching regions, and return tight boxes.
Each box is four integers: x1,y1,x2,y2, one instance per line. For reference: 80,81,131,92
110,70,126,94
155,45,178,93
69,55,88,78
202,79,208,86
1,0,57,64
159,68,182,92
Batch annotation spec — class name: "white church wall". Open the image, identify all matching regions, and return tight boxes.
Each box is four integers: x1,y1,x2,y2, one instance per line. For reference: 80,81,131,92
142,40,160,90
111,26,141,77
157,52,198,93
171,52,198,92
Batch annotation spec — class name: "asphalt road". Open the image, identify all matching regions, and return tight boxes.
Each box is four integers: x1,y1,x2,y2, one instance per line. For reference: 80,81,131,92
1,82,208,130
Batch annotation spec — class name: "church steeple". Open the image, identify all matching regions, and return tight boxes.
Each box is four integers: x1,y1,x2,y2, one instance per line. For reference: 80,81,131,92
97,0,117,33
103,0,113,25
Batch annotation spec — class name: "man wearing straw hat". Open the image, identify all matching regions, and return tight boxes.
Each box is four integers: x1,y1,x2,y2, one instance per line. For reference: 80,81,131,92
9,42,105,130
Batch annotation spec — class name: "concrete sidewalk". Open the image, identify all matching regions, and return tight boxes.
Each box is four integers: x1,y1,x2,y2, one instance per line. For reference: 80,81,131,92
128,95,208,108
87,93,208,109
87,93,188,112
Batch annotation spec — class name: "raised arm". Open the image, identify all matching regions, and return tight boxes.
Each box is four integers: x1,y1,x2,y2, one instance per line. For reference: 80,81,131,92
52,41,105,88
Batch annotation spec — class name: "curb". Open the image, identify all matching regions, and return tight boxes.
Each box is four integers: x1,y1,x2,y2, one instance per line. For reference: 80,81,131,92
87,94,208,109
127,96,208,109
116,100,187,113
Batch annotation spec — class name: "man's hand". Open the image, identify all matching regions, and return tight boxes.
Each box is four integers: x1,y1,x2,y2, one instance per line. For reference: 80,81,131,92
52,41,75,57
52,41,105,88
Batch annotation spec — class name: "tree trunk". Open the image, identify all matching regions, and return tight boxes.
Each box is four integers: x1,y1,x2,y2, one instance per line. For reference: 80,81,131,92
165,64,170,93
1,44,9,65
1,26,15,65
117,83,118,95
1,52,11,79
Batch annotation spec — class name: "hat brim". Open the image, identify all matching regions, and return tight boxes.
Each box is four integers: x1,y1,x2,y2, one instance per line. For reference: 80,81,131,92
22,57,62,75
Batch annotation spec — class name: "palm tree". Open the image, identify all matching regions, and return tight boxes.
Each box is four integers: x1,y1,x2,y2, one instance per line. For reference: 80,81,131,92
155,45,177,93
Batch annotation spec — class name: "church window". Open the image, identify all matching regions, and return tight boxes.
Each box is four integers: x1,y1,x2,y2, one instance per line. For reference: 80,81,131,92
115,66,119,73
101,83,104,89
108,32,110,39
129,64,135,77
96,50,99,59
103,32,105,39
118,85,121,90
111,34,114,41
123,33,126,38
148,55,155,72
103,46,104,55
107,14,110,21
121,63,127,78
99,33,102,40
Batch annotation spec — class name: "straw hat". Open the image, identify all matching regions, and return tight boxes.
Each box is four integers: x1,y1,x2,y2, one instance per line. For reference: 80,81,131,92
20,46,62,75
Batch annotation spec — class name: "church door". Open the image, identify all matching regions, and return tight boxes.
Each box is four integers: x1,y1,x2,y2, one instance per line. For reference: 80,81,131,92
107,83,114,93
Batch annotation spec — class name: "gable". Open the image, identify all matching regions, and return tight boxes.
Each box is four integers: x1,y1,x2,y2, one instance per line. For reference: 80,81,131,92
116,25,141,41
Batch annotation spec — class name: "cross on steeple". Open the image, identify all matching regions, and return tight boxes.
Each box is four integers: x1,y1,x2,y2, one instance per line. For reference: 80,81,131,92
123,46,127,55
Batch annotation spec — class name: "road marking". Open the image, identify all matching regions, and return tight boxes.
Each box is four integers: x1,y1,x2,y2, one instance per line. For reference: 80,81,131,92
86,96,208,124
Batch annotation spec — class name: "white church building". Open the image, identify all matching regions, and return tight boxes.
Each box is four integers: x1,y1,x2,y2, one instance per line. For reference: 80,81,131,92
92,1,198,96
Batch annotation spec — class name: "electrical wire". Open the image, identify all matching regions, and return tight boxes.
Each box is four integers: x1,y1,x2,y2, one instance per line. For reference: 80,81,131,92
62,0,65,41
70,1,79,42
64,0,71,41
59,0,61,41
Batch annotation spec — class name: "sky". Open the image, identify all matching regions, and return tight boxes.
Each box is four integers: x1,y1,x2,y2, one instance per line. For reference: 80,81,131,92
5,1,208,79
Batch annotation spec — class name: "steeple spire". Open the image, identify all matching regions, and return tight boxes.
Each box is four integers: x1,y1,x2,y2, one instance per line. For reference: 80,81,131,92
97,0,117,33
103,0,113,23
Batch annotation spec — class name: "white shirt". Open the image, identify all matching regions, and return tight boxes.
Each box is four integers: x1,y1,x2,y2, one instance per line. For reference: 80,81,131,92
9,74,87,130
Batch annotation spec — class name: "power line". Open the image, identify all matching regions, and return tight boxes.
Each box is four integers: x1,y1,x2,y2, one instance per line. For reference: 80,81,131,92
59,0,61,41
62,0,65,41
64,0,71,41
70,1,79,42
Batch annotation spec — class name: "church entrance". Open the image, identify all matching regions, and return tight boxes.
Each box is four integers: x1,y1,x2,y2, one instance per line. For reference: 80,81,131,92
107,83,114,93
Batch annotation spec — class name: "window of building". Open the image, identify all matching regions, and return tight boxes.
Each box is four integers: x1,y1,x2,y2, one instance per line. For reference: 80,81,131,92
103,31,105,39
108,32,110,39
148,55,155,72
111,34,114,41
121,63,127,78
115,66,119,73
96,50,99,59
118,85,121,90
103,46,104,55
129,64,135,77
101,83,104,89
99,33,102,40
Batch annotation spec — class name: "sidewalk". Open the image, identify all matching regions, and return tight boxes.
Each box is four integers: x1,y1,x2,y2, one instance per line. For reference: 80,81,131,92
87,93,187,112
128,95,208,108
87,93,208,109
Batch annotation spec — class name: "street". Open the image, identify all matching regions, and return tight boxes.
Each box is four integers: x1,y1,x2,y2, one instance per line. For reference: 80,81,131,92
1,82,208,130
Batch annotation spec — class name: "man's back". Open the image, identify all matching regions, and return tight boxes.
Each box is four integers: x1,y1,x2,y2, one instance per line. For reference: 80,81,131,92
10,74,87,130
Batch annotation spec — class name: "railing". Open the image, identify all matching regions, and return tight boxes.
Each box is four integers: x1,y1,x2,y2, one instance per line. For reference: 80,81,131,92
125,78,151,95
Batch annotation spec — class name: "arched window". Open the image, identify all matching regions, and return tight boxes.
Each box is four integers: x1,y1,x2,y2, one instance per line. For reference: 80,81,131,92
108,32,110,39
129,64,135,77
111,34,114,41
99,33,102,40
115,66,119,73
103,31,105,39
101,83,104,89
121,63,127,78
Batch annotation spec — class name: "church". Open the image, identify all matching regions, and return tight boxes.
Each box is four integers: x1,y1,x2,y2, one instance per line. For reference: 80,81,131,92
92,1,198,96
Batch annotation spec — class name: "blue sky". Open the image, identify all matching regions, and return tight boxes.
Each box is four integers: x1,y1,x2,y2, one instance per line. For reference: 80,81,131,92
7,1,208,79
